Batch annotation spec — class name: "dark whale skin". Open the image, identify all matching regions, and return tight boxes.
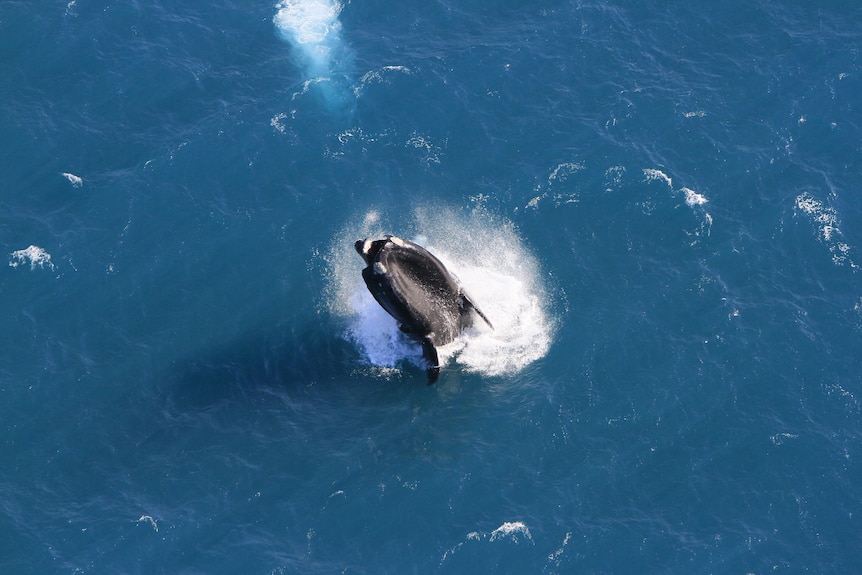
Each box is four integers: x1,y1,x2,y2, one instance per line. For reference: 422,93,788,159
355,235,492,383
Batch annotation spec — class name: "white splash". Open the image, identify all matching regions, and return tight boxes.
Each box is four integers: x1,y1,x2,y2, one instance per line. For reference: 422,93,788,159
436,259,549,376
325,207,555,380
347,289,422,368
61,172,83,187
274,0,350,81
9,245,55,271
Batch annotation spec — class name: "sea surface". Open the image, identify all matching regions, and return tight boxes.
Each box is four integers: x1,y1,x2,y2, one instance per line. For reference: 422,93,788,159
2,1,861,573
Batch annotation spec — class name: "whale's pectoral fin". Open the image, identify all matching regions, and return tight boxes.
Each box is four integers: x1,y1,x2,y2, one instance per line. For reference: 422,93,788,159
460,291,494,330
421,335,440,385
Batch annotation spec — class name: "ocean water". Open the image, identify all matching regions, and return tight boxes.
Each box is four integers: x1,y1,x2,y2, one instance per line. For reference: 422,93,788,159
2,1,861,573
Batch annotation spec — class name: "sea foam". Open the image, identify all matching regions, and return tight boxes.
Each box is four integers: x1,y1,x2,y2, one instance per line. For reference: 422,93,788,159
9,245,55,271
61,172,83,187
274,0,353,106
325,207,555,380
795,191,855,267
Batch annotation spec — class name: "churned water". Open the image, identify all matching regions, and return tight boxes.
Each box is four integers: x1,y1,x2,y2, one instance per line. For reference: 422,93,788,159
2,1,861,573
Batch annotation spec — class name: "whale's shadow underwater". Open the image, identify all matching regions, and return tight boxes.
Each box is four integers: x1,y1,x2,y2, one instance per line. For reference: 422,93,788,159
355,235,493,384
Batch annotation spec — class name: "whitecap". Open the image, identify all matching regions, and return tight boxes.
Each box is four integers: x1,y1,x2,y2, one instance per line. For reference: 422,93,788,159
136,515,158,532
547,161,584,184
489,521,533,543
440,520,534,565
9,246,55,271
643,168,672,188
61,172,83,187
680,187,708,206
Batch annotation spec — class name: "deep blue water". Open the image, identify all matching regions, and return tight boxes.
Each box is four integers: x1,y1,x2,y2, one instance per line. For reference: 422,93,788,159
2,1,862,573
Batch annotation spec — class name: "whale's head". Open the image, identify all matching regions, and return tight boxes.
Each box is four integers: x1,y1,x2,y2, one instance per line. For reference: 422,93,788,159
354,238,370,263
355,238,374,264
356,236,405,265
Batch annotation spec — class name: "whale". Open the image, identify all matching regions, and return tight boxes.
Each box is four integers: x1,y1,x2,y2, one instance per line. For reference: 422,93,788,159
355,235,493,383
